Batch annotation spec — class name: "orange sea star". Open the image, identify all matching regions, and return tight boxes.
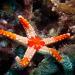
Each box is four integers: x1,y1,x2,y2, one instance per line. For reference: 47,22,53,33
0,15,70,67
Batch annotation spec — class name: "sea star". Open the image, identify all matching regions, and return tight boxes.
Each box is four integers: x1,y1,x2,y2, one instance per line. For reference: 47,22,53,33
0,15,70,67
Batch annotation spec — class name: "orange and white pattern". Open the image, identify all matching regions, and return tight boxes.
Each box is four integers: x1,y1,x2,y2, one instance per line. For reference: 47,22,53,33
0,15,70,67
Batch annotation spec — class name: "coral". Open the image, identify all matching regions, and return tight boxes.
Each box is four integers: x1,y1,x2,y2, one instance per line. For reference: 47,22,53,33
30,56,59,75
57,3,75,14
60,55,73,75
50,0,75,14
31,55,73,75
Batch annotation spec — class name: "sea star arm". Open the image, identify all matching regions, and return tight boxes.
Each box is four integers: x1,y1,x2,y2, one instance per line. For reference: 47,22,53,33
39,46,62,62
0,29,28,45
15,47,36,67
18,15,36,38
43,33,70,45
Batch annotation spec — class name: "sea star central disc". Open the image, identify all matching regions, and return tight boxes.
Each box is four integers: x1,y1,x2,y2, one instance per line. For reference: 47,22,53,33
28,36,45,50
